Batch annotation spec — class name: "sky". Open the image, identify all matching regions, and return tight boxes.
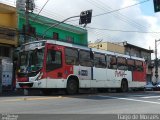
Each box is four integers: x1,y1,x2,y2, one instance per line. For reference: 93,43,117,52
1,0,160,58
140,0,154,15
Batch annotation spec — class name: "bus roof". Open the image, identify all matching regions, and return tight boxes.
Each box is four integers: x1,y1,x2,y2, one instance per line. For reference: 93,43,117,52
46,40,90,51
21,40,145,61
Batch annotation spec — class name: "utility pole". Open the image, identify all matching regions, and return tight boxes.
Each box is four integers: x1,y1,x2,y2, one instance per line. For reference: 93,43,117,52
24,0,35,43
155,39,160,83
16,0,35,43
0,60,2,95
25,0,29,43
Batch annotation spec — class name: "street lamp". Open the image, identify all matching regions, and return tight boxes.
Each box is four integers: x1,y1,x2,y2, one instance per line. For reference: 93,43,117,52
155,39,160,83
42,15,79,38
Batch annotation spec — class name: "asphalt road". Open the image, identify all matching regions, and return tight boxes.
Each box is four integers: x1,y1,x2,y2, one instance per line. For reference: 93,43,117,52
1,91,160,119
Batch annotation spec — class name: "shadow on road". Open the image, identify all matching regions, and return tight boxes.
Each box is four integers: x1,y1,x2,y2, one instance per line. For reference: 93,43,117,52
1,88,160,100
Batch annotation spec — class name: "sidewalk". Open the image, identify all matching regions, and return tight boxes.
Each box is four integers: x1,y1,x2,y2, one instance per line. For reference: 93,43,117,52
0,90,24,96
0,89,44,96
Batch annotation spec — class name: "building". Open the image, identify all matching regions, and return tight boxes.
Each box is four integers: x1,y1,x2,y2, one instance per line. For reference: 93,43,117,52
0,3,18,58
122,41,154,82
0,3,88,58
18,12,88,46
122,41,153,60
88,41,154,82
0,3,18,92
0,3,88,92
88,41,125,54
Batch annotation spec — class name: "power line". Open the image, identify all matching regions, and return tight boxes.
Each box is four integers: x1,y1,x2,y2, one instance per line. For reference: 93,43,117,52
85,0,147,33
5,0,64,22
93,0,150,17
34,0,154,37
95,0,154,32
16,0,153,36
34,7,65,21
68,0,150,22
87,0,150,30
87,26,160,34
33,0,50,22
5,0,159,39
33,0,155,40
86,0,160,39
85,0,160,42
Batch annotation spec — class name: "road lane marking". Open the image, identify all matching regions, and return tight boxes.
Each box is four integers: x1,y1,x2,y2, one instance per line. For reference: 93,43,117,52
98,95,160,105
141,96,160,99
0,96,65,102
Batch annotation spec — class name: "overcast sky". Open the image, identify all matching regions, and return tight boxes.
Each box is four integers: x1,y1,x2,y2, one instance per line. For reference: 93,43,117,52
1,0,160,58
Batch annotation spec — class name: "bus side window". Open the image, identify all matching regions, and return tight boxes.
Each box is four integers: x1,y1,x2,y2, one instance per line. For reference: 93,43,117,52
127,59,135,71
107,55,117,69
79,50,93,67
135,60,143,72
94,53,106,68
46,50,62,72
117,57,127,70
65,47,79,65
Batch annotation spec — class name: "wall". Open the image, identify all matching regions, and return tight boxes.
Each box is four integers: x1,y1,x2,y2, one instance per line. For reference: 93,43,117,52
88,42,125,54
18,13,88,46
0,13,17,28
106,42,125,54
0,3,18,47
0,3,17,90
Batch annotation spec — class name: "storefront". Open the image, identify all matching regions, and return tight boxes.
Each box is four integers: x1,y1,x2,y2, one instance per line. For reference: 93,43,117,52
0,3,17,93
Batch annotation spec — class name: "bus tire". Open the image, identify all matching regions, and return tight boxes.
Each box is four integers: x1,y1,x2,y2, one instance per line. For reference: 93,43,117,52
66,79,78,95
121,80,128,92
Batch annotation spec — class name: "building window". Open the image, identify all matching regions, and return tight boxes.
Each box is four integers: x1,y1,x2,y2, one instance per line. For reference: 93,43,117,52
23,25,36,35
66,36,74,43
53,32,59,40
0,46,10,57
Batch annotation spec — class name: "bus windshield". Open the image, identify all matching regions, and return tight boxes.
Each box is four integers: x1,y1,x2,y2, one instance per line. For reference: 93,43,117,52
19,48,44,72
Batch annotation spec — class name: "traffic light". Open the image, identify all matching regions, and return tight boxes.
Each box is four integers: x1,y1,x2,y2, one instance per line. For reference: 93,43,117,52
79,10,92,25
153,0,160,12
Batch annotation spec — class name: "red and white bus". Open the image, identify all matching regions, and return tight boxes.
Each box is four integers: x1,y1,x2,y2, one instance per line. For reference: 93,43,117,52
16,40,146,94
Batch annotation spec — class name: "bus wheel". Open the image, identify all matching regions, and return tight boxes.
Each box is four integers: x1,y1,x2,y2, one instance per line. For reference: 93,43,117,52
66,79,78,95
121,80,128,92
